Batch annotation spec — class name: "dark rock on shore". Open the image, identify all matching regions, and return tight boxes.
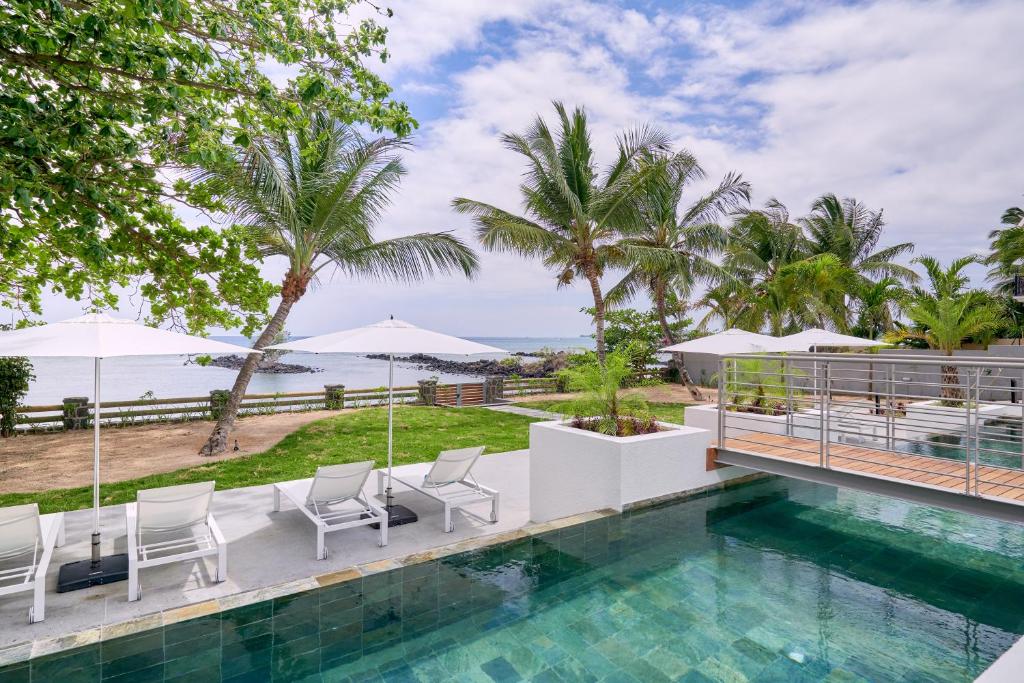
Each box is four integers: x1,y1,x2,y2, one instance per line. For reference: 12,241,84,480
207,354,323,374
365,352,567,378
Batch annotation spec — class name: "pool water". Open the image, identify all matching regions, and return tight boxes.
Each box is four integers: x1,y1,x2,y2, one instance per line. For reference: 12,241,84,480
4,478,1022,682
908,417,1024,469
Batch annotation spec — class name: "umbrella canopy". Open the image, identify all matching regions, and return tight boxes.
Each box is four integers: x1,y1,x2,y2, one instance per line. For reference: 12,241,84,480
268,317,505,356
660,328,796,355
0,312,257,357
268,318,505,527
0,313,256,590
780,328,886,350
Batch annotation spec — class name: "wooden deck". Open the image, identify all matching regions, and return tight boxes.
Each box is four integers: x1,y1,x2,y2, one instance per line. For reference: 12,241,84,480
718,432,1024,505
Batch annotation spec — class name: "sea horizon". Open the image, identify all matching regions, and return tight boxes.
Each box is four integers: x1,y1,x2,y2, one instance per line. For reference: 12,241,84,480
20,336,595,406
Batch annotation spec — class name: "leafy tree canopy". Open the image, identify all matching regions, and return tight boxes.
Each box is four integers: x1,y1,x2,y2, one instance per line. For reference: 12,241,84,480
0,0,413,332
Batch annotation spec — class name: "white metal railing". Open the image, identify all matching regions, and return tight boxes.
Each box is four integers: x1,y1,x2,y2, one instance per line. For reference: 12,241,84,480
716,353,1024,501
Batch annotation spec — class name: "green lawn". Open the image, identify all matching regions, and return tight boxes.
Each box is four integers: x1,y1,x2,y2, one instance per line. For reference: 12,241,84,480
0,406,542,514
519,399,691,425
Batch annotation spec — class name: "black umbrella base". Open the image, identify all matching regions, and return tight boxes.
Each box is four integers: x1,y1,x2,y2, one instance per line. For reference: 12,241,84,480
366,504,419,528
57,553,129,592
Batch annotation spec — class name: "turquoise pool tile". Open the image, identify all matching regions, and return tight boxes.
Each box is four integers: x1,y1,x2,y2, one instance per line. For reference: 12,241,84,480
7,478,1020,683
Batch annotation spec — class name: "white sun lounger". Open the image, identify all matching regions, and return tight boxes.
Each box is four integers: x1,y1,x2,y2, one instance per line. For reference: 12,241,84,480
273,461,387,560
0,503,65,623
126,481,226,602
381,446,499,532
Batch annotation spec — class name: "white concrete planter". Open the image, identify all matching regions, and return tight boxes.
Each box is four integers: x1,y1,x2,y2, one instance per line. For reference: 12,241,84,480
529,419,751,523
684,404,824,440
904,400,1005,434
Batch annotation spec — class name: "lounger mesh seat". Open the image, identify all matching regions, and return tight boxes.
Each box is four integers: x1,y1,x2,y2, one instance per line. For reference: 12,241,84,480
382,446,499,532
273,461,387,559
126,481,226,602
0,503,65,623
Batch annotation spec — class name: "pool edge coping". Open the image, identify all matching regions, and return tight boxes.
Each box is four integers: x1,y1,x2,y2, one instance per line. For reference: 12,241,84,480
0,507,621,668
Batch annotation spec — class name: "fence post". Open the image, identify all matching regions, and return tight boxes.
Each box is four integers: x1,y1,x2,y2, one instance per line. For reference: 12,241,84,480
324,384,345,410
483,376,504,404
209,390,231,421
417,379,437,406
62,396,90,430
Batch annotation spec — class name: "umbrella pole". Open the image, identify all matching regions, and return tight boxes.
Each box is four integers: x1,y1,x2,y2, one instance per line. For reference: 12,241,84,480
386,353,394,506
56,356,129,591
92,357,101,563
377,351,418,527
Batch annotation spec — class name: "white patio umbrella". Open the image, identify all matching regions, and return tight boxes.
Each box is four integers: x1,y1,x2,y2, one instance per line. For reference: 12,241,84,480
780,328,886,351
659,328,798,355
0,313,257,591
268,317,505,526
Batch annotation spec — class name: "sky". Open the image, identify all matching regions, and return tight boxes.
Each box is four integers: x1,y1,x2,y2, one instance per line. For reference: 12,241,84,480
39,0,1024,337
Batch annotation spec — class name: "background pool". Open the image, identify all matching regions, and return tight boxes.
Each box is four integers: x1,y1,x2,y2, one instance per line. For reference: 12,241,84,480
4,477,1022,682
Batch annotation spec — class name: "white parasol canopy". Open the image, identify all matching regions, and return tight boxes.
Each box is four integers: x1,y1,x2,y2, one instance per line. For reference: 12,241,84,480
660,328,798,355
0,313,257,588
780,328,886,351
268,318,505,525
270,317,504,356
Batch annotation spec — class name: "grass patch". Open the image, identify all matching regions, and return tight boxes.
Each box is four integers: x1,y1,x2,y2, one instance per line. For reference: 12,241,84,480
0,406,541,514
518,400,691,425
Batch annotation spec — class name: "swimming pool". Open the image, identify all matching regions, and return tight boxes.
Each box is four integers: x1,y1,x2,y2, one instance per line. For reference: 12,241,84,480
3,477,1021,682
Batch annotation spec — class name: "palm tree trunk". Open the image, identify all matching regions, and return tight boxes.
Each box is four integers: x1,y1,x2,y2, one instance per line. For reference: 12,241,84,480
940,362,963,403
200,290,300,456
653,282,703,401
585,267,607,364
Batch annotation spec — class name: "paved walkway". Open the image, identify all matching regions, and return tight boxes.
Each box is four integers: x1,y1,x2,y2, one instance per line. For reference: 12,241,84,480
0,451,532,653
486,404,562,419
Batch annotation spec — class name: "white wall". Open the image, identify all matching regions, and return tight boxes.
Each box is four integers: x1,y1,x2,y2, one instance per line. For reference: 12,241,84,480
529,420,751,523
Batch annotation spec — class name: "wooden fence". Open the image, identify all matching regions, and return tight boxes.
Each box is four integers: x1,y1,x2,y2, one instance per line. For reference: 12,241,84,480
14,376,566,431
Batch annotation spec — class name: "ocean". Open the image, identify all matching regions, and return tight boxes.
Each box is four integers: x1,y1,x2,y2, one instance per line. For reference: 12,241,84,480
20,336,594,405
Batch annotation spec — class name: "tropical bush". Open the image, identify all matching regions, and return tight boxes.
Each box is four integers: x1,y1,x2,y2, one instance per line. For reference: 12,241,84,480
0,357,34,437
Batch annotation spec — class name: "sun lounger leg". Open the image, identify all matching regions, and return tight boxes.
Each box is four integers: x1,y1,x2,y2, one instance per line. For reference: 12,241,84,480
317,524,327,560
31,576,44,623
379,509,388,546
444,503,453,533
377,470,385,496
490,492,499,523
273,486,281,512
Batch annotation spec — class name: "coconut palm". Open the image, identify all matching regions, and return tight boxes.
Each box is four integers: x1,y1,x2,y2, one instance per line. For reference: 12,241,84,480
800,194,915,328
194,112,478,455
695,282,748,331
985,206,1024,295
606,151,749,397
904,255,1001,401
453,102,670,363
724,199,821,334
851,277,905,339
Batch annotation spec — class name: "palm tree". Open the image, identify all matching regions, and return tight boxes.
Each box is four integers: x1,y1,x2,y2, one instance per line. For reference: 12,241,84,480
452,102,670,363
724,200,819,334
904,255,1000,401
985,206,1024,295
607,151,749,397
695,283,748,331
194,112,478,455
800,193,916,328
851,277,905,339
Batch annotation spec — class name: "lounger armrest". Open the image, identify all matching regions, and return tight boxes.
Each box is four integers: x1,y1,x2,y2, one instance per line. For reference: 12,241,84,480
125,503,139,557
207,512,226,547
474,483,499,497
